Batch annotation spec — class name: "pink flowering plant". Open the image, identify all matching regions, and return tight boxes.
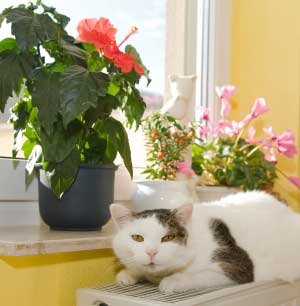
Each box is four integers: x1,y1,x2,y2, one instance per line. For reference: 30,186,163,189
143,113,195,180
192,85,300,191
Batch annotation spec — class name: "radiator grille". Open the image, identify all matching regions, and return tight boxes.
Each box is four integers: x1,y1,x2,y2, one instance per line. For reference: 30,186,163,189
93,283,231,303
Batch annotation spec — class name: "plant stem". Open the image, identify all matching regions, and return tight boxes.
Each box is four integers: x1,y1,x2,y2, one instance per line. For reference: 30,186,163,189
239,143,252,152
276,167,289,179
246,144,263,157
234,128,244,149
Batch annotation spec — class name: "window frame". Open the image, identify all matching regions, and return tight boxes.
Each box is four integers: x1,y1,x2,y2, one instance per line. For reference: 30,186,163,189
165,0,232,123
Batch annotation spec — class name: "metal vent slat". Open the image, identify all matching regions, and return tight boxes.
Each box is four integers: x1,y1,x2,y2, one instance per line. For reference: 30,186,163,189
91,283,231,303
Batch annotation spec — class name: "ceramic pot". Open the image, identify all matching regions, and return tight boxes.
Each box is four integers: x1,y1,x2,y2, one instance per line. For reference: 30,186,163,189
131,180,198,212
38,164,116,231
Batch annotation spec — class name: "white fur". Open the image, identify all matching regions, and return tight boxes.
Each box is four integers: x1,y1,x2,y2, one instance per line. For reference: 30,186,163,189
111,191,300,292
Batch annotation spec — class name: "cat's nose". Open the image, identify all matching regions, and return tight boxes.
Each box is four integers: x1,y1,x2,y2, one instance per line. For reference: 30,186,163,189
146,248,158,259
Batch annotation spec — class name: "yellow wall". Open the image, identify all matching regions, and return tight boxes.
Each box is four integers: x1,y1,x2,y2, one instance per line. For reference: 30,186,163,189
0,249,117,306
231,0,300,209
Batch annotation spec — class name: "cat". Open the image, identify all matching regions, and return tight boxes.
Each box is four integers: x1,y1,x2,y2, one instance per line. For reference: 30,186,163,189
110,191,300,293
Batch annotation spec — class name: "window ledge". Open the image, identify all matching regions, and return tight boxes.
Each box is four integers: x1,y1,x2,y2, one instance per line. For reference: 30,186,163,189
0,222,115,256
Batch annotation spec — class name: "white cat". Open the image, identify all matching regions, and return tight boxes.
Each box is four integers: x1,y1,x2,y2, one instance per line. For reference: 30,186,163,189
110,191,300,293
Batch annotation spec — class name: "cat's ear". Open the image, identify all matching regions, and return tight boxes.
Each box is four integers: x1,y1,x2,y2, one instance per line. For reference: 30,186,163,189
110,204,132,228
174,204,193,226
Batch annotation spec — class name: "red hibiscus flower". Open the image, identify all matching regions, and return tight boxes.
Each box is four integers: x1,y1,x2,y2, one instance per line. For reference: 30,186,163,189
77,17,144,76
113,52,144,75
77,18,117,50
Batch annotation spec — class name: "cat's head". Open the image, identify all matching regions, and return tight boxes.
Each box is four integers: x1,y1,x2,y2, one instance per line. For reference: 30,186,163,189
110,204,193,276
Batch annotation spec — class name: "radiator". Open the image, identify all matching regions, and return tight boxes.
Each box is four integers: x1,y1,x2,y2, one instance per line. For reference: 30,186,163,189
77,280,300,306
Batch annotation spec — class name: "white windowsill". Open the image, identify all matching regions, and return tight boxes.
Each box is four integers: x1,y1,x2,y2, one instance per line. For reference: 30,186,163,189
0,221,115,256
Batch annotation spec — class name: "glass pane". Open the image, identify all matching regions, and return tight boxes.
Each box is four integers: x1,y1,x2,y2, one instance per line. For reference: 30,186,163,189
0,0,166,165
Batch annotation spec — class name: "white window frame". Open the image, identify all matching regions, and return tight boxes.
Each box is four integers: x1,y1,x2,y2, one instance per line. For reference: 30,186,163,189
165,0,232,124
0,0,232,225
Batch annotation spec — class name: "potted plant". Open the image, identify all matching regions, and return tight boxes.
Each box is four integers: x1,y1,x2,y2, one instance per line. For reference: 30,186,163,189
192,85,300,202
0,2,150,230
131,112,197,211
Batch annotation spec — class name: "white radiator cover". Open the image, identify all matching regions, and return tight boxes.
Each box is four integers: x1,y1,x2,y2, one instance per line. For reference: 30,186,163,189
77,280,300,306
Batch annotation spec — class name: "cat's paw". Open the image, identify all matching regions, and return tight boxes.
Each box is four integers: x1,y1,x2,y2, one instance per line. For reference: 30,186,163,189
116,269,138,286
159,274,191,293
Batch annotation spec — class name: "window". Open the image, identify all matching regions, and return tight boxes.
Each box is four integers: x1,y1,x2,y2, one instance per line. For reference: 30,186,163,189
0,0,231,197
196,0,231,123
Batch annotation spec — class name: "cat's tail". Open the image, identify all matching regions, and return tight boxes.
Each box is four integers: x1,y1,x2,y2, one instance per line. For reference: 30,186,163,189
209,218,236,247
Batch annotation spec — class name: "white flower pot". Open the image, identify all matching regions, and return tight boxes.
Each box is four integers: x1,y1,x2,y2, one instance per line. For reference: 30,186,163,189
196,186,240,203
131,180,198,212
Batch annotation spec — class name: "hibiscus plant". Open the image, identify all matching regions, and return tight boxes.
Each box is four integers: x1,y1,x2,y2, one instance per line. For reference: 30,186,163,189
192,85,300,191
0,1,150,197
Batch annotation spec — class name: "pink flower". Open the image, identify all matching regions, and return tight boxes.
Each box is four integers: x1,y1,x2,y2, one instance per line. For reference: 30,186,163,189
251,98,270,117
288,176,300,188
215,120,242,137
263,147,277,163
242,98,270,125
215,119,232,135
276,130,297,158
176,162,195,177
263,126,277,140
220,99,231,118
199,108,210,121
216,85,238,100
199,125,210,137
216,85,238,118
246,126,256,144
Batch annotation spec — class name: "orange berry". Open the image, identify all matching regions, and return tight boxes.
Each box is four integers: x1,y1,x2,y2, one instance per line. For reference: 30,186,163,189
151,130,158,139
157,151,165,159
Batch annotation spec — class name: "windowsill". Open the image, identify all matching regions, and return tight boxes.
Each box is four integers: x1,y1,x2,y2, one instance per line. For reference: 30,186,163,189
0,222,115,256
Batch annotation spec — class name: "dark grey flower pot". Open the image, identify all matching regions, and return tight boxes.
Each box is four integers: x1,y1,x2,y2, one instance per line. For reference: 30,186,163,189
37,164,116,231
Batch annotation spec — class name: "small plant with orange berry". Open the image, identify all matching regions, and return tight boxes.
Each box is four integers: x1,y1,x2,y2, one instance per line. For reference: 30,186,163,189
143,112,195,180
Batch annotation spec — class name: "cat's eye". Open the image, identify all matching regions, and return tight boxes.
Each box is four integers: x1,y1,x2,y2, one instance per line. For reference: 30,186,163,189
161,234,176,242
131,234,144,242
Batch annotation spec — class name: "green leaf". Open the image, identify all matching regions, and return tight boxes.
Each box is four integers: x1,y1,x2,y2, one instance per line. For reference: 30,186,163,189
32,69,60,134
26,144,42,174
104,117,132,177
41,4,70,29
125,44,151,85
84,95,119,125
81,130,111,164
0,49,34,112
107,81,120,96
60,40,89,60
40,120,81,163
122,88,146,128
0,13,5,28
5,7,58,51
0,38,17,52
45,148,80,198
60,65,109,126
22,138,37,158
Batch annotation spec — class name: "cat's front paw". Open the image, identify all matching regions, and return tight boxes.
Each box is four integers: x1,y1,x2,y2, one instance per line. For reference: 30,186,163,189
159,274,191,293
116,269,138,286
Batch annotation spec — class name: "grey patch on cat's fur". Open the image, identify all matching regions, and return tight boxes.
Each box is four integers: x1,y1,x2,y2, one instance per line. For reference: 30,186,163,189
210,218,254,284
133,209,188,245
